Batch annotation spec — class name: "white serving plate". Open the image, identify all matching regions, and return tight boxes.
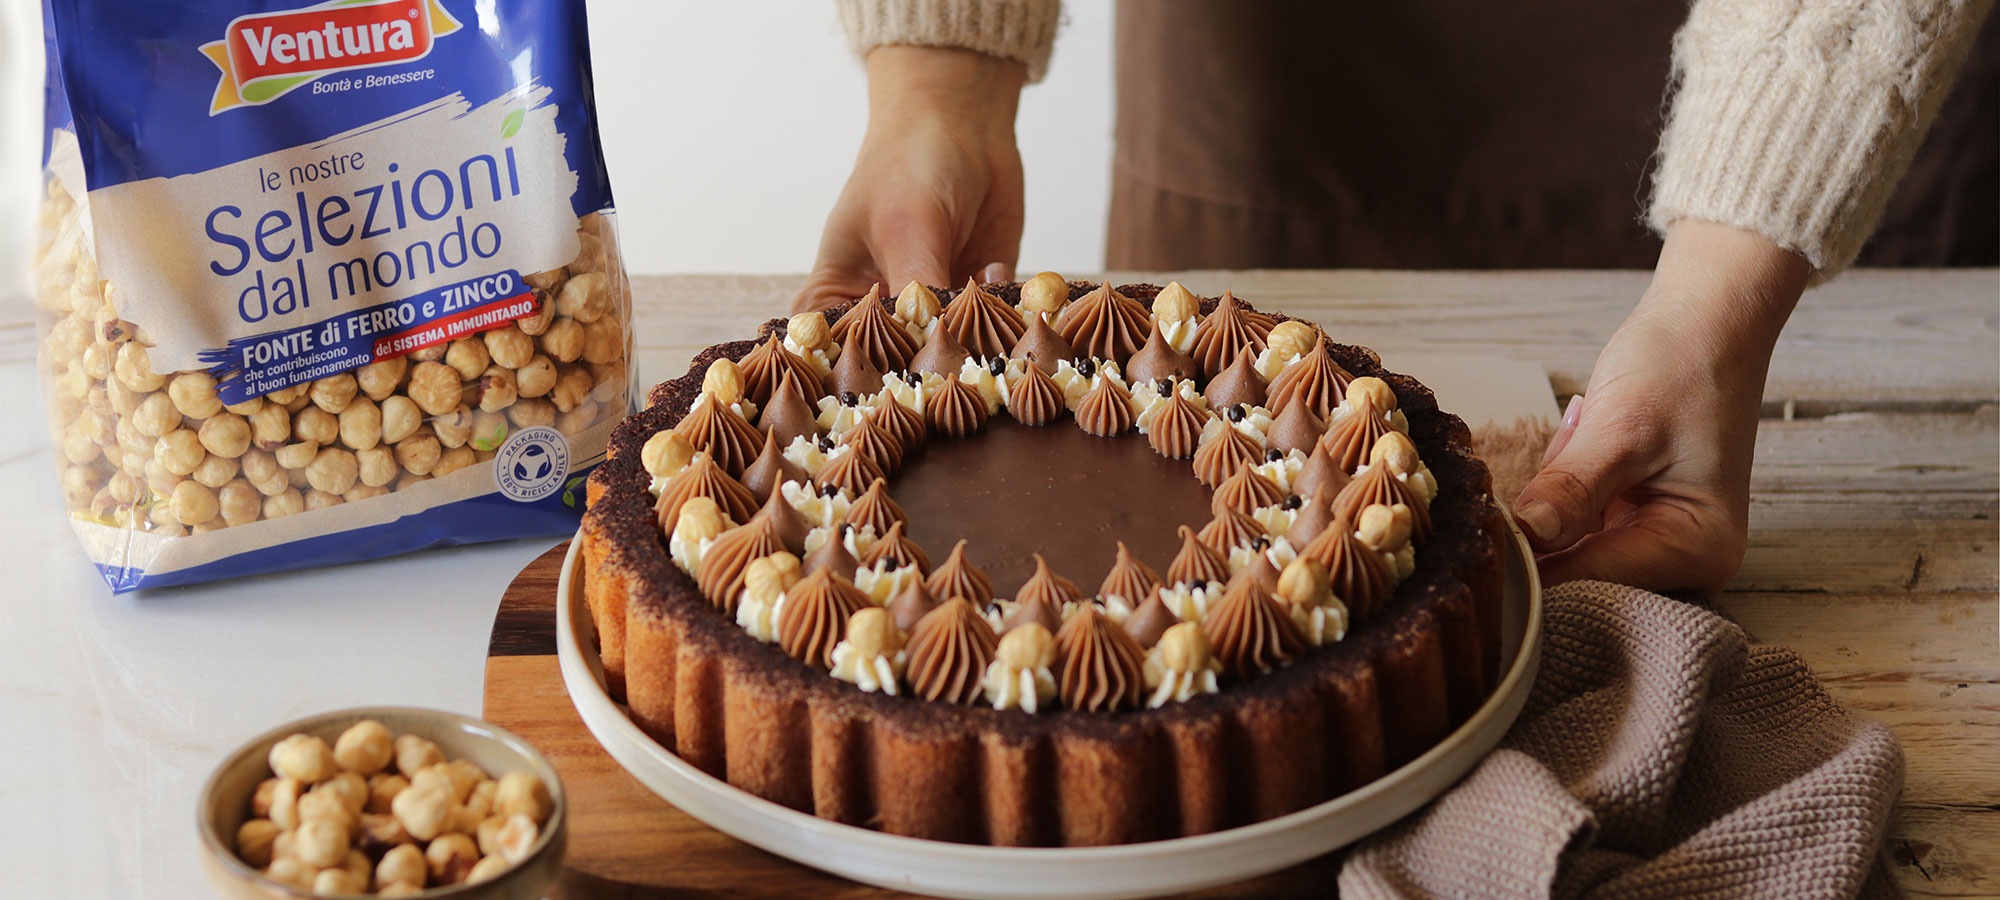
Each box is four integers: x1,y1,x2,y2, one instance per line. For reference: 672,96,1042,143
556,520,1542,900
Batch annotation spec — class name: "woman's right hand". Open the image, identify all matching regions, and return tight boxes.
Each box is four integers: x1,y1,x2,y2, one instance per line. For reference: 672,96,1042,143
795,46,1028,313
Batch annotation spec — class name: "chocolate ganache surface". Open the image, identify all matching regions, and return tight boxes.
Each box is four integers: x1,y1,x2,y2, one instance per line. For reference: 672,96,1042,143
889,415,1215,598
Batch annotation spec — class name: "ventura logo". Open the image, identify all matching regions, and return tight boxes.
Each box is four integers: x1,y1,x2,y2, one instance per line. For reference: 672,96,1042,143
200,0,463,114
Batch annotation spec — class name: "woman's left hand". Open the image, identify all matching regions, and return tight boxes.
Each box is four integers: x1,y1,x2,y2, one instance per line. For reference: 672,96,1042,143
1512,220,1810,593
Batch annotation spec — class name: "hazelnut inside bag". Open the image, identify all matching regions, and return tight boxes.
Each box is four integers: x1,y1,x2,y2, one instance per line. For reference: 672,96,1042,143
34,0,630,591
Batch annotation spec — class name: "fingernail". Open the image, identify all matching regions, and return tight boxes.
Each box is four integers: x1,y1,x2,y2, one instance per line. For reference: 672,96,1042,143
981,262,1012,284
1516,500,1561,544
1562,395,1582,430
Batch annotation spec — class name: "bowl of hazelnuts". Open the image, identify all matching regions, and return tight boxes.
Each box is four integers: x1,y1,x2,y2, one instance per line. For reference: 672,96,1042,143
197,708,565,898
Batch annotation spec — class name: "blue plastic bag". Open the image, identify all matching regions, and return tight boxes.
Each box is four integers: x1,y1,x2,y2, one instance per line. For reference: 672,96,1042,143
35,0,631,591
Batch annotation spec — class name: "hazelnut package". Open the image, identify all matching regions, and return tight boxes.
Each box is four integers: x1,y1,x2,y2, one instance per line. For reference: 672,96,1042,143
34,0,631,590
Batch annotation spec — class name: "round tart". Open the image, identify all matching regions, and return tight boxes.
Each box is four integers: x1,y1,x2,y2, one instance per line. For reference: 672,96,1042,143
581,281,1506,846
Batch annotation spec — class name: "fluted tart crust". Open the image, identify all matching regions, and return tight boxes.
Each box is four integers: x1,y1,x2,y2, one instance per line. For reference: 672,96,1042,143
582,283,1505,846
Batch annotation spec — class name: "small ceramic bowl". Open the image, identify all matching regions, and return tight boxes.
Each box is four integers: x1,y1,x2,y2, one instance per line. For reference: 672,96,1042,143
197,707,566,899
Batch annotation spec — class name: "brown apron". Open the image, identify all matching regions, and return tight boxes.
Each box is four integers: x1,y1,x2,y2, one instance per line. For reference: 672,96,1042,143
1108,1,1997,271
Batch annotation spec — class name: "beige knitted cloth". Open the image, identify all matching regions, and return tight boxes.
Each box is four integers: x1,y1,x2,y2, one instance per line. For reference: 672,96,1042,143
1340,582,1906,900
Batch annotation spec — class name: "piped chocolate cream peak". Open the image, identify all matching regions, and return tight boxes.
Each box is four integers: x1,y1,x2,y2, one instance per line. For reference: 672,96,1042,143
1075,376,1135,437
1190,290,1272,380
776,568,872,670
845,478,907,536
1008,313,1076,375
759,369,821,450
1098,541,1162,605
1052,281,1151,366
926,376,990,438
1192,425,1263,489
1017,553,1084,610
1267,338,1352,420
1203,352,1267,412
939,278,1027,358
1167,524,1232,587
830,284,920,373
1008,362,1066,426
1267,393,1326,457
862,520,931,574
888,577,941,632
910,325,973,377
656,452,758,531
1054,607,1146,712
1292,440,1350,502
926,539,995,606
828,341,885,397
1122,594,1180,649
1146,389,1210,459
905,598,997,705
1125,319,1198,384
1205,578,1307,680
739,334,823,405
760,485,809,554
802,528,862,577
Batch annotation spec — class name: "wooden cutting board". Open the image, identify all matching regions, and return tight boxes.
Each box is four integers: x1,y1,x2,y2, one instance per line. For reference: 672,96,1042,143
482,543,1351,899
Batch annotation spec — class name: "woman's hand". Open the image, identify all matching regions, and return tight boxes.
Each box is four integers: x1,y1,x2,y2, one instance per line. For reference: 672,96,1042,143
1513,220,1810,593
795,46,1028,313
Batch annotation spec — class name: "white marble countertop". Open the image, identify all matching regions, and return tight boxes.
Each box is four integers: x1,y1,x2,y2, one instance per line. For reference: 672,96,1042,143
0,348,563,897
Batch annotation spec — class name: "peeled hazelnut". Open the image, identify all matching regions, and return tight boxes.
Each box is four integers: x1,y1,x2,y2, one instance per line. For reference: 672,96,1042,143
292,818,349,868
641,429,695,478
437,759,488,802
1357,503,1415,552
674,497,730,545
741,551,801,606
845,607,903,658
995,622,1055,670
701,358,746,405
367,773,409,814
375,843,426,890
476,815,508,857
328,719,393,775
378,881,426,898
339,849,371,885
394,734,444,776
1370,431,1421,476
494,811,541,864
269,734,337,783
311,867,365,896
426,832,481,885
235,818,281,868
1345,376,1397,412
895,281,942,322
1153,282,1201,324
1276,557,1332,608
391,780,452,842
315,771,368,814
1158,622,1212,672
295,787,357,832
468,853,513,884
251,778,281,818
493,771,552,825
465,778,498,820
359,812,414,856
1266,321,1320,360
263,857,315,890
786,312,832,351
1019,272,1069,315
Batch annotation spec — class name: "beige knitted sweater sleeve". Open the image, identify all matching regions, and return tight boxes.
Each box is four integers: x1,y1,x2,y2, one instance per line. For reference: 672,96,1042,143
837,0,1991,279
1650,0,1994,278
833,0,1062,82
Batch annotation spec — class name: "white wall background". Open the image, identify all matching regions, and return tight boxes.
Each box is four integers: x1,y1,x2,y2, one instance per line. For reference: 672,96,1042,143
0,0,1114,291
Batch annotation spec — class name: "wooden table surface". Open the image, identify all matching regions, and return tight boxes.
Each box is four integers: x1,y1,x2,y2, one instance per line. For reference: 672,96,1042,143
614,270,1998,898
